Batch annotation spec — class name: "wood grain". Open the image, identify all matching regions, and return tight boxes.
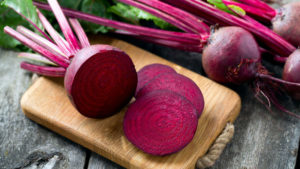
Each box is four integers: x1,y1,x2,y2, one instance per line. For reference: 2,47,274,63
20,37,241,169
0,49,86,169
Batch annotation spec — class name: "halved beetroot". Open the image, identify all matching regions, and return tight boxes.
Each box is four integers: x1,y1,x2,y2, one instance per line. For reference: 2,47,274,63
64,45,137,118
123,90,198,155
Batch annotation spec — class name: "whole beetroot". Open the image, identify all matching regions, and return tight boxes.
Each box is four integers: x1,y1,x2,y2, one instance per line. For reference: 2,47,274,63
283,49,300,100
202,26,260,84
272,2,300,47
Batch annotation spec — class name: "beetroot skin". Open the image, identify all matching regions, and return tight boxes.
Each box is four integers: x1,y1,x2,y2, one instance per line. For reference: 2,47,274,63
136,72,204,117
123,90,198,155
202,26,260,84
272,2,300,47
65,45,137,118
283,49,300,100
135,63,176,96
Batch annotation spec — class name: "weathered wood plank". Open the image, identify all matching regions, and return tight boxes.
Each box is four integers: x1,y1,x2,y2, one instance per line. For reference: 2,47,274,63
0,49,86,169
88,153,124,169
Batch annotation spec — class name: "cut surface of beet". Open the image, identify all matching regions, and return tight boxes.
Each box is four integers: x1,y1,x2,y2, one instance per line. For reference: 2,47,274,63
123,90,198,155
136,64,176,96
65,45,137,118
136,73,204,117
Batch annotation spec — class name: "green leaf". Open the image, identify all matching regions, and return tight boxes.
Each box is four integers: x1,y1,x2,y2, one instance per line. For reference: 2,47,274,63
1,0,42,29
228,5,246,16
108,2,174,30
108,3,140,24
0,6,27,49
207,0,234,14
79,0,114,33
35,0,82,10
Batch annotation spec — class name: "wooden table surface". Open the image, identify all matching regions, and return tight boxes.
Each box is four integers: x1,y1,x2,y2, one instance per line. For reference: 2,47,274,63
1,1,300,169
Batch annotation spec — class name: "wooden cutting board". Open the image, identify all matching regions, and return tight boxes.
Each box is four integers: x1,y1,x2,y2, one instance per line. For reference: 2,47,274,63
21,36,241,169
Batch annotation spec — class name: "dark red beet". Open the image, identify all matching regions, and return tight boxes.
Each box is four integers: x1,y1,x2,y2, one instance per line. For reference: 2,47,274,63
123,90,198,155
202,26,260,84
136,72,204,117
64,45,137,118
136,63,176,96
283,49,300,100
272,2,300,47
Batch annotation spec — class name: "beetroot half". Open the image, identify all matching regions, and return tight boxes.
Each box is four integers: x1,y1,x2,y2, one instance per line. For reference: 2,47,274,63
135,63,176,96
136,72,204,117
123,90,198,155
64,45,137,118
4,0,137,118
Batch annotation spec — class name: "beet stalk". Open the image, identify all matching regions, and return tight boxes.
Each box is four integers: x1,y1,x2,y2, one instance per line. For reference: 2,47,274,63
33,1,208,52
160,0,295,57
205,0,300,47
4,0,137,118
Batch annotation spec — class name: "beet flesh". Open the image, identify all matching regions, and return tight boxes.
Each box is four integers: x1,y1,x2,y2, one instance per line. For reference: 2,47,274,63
136,63,176,96
202,26,261,84
283,49,300,100
272,2,300,47
123,90,198,155
64,45,137,118
136,72,204,117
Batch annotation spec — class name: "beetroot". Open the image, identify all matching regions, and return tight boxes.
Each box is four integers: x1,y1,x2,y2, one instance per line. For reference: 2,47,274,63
136,72,204,117
64,45,137,118
123,90,198,155
202,26,260,84
283,49,300,100
4,0,137,118
136,63,176,96
272,2,300,47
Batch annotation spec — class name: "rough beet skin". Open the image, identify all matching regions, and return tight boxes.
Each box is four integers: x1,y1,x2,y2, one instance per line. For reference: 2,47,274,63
283,49,300,100
272,2,300,47
202,26,261,84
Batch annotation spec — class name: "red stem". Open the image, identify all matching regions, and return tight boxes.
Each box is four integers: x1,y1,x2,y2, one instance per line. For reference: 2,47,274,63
34,1,205,46
115,30,205,52
37,9,73,56
257,74,300,88
161,0,295,57
16,26,67,58
238,0,275,12
223,0,275,21
119,0,210,34
20,61,66,77
274,56,287,63
69,18,90,48
47,0,81,52
4,26,70,68
8,7,54,43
